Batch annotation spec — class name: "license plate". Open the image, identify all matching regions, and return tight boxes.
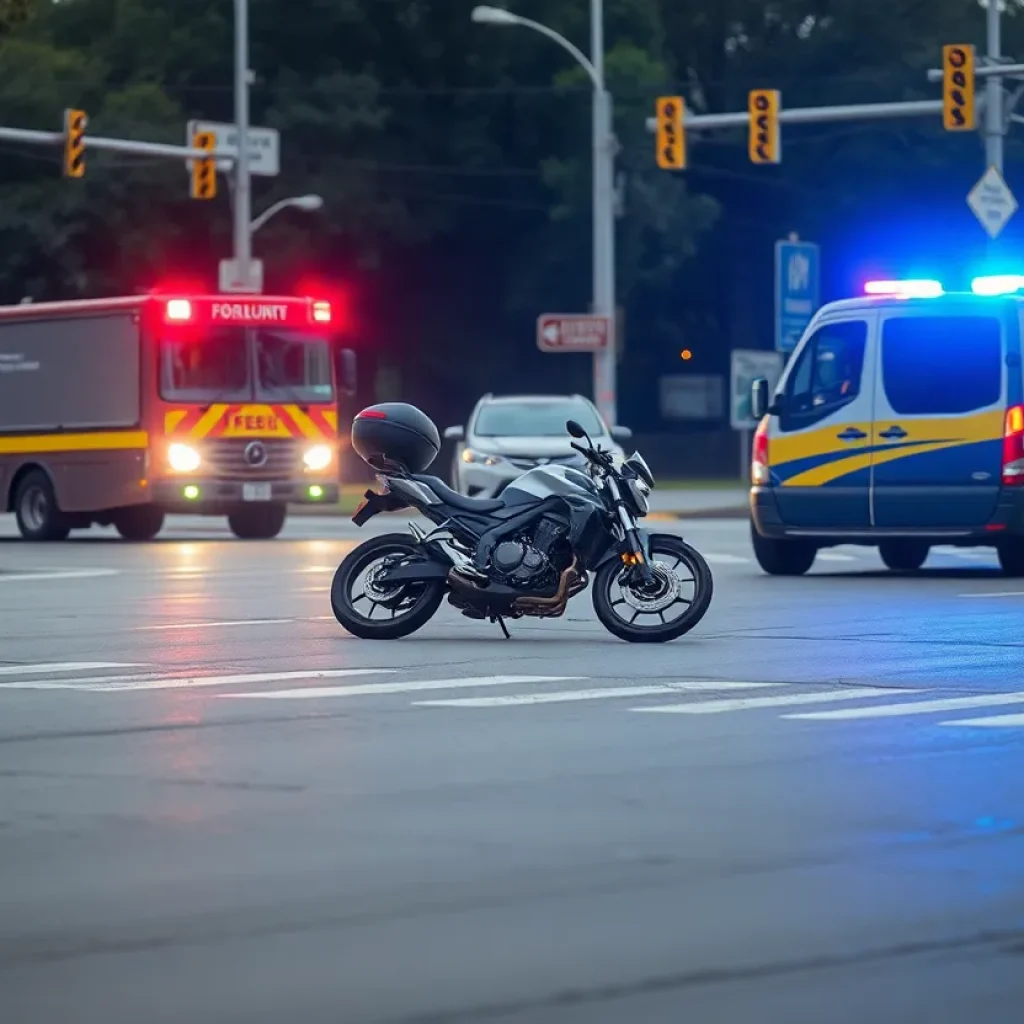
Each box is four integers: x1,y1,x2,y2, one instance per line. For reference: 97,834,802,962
243,483,272,502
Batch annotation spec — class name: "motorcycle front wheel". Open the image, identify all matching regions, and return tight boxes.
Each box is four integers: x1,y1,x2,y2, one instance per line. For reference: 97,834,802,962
331,533,446,640
592,535,713,643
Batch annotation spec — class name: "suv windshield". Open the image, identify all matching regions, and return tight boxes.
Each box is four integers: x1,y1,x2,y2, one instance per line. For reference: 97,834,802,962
160,329,334,403
473,401,605,438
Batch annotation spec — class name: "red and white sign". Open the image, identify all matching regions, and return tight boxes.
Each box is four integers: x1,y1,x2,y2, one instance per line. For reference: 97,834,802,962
161,296,332,327
536,314,611,353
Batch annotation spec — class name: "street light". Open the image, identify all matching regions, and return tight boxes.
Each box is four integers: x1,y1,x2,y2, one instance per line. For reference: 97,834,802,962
249,194,325,236
471,4,619,427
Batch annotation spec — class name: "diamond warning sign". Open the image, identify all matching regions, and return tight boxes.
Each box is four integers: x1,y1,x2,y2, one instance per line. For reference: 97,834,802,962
536,314,611,353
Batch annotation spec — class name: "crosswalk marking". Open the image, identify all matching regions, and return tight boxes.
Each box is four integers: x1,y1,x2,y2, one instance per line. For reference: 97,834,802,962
219,676,584,700
1,668,395,692
413,681,775,709
941,712,1024,728
0,662,140,677
633,687,911,715
785,691,1024,721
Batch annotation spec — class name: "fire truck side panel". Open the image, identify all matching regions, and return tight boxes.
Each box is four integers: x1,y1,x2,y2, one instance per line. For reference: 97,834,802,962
0,311,152,515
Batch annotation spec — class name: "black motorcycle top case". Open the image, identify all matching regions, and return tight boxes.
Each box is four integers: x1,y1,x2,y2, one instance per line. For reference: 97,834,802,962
351,402,441,473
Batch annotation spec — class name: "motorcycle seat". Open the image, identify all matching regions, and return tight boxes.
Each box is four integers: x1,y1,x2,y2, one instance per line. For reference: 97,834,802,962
410,475,504,512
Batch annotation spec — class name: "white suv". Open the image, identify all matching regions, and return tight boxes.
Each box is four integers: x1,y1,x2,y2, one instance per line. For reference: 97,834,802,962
443,393,632,498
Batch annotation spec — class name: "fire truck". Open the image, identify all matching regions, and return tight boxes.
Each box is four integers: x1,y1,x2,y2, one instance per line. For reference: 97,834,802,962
0,293,356,541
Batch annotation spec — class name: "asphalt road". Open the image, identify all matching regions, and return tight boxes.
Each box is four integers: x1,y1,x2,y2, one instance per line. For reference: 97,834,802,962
2,512,1024,1023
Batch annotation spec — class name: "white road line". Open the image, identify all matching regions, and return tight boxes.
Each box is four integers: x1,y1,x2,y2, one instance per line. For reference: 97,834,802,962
816,552,857,562
0,569,120,583
633,687,911,715
941,712,1024,728
957,591,1024,599
702,553,749,565
785,691,1024,721
0,662,142,677
134,619,295,631
413,681,775,708
220,675,584,700
1,668,396,692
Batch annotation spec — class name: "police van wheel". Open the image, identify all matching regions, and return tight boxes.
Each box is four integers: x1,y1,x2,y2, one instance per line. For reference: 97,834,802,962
750,525,816,576
228,503,287,540
997,541,1024,577
878,541,930,573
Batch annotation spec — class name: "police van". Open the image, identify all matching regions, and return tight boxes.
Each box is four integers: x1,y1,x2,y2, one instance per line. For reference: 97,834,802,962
748,278,1024,576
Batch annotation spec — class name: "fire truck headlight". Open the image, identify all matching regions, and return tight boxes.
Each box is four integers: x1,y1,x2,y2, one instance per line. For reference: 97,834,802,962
168,442,201,473
303,444,333,471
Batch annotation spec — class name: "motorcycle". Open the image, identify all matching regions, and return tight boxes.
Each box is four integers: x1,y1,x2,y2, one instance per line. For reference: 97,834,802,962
330,405,713,642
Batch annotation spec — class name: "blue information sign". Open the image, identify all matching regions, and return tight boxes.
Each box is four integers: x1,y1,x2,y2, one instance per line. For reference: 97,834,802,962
774,240,820,353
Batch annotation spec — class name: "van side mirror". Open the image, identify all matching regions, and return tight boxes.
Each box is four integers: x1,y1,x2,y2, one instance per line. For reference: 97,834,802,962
336,348,357,397
611,425,633,443
750,378,770,420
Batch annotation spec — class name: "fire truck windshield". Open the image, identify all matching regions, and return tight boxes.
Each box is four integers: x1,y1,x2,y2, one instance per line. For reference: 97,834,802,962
160,328,335,403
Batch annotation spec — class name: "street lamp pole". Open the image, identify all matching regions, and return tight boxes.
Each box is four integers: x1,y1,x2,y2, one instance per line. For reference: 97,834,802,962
249,194,325,237
471,4,618,427
233,0,254,289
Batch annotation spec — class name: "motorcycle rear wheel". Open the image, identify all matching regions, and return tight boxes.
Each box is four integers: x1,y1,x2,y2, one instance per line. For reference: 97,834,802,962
331,533,446,640
592,535,713,643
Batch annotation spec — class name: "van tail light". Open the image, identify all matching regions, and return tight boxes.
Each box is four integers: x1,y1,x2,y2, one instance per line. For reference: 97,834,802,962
1002,405,1024,486
752,418,771,486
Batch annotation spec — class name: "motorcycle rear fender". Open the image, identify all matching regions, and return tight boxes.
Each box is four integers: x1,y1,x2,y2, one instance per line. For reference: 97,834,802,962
351,488,410,526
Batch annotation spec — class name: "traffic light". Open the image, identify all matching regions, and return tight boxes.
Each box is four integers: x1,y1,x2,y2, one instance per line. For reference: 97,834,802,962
942,44,975,131
748,90,781,164
63,108,86,178
190,130,217,200
655,96,685,170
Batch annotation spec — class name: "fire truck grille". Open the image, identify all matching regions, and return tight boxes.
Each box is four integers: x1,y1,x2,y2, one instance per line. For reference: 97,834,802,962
203,438,302,479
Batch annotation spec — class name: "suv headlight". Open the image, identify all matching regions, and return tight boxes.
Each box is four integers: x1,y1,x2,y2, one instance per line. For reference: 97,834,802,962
461,448,502,466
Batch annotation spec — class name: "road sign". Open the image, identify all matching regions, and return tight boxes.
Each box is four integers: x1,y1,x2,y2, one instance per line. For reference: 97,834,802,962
967,165,1018,239
775,239,819,353
536,314,611,353
219,258,264,294
186,120,280,176
730,349,784,429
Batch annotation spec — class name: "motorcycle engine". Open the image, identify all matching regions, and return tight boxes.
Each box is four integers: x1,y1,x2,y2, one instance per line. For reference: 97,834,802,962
490,539,551,588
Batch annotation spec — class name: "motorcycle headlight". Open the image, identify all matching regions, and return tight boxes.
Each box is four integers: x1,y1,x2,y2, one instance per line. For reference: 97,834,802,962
303,444,333,471
627,478,650,515
168,442,201,473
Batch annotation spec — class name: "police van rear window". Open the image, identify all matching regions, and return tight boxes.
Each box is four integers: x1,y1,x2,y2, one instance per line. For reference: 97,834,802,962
881,315,1002,416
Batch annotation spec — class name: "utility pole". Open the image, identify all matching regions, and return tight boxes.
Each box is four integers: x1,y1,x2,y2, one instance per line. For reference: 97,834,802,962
985,0,1004,173
233,0,254,291
590,0,618,429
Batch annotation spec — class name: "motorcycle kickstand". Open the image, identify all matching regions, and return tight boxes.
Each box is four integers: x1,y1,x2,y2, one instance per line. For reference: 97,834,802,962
490,615,511,639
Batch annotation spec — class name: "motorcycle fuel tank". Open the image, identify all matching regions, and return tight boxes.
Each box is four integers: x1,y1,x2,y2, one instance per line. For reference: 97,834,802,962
502,463,598,503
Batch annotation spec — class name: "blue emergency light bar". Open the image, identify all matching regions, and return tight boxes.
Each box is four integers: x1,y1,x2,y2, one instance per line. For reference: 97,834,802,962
861,275,1024,298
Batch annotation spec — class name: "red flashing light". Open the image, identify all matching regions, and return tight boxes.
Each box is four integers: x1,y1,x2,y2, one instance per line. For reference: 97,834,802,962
165,298,193,322
312,300,331,323
1003,405,1024,486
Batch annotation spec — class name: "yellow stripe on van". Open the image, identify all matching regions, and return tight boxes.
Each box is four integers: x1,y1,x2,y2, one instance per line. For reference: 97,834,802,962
0,431,149,455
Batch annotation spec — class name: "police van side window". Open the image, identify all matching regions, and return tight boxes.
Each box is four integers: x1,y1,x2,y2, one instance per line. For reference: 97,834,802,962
881,316,1002,416
780,320,868,431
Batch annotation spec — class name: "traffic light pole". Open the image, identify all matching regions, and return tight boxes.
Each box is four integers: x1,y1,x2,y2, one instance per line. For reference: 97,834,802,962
0,123,219,162
232,0,254,291
985,0,1004,173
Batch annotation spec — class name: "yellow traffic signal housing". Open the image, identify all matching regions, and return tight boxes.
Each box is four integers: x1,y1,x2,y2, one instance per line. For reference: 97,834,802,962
63,108,87,178
655,96,685,170
942,44,976,131
748,90,781,164
190,131,217,200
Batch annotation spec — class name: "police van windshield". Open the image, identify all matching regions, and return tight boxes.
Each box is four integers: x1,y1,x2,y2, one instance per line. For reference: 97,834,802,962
159,329,335,403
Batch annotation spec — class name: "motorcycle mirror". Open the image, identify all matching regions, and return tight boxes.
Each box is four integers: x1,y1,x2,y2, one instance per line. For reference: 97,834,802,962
565,419,587,439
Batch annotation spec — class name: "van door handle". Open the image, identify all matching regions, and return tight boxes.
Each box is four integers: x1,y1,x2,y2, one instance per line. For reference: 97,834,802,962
880,426,907,440
836,428,867,441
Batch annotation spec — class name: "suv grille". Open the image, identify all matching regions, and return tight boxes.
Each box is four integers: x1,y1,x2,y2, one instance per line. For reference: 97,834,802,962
202,438,302,479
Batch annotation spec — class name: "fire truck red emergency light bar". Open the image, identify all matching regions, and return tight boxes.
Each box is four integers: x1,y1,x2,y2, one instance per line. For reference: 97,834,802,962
163,296,332,326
